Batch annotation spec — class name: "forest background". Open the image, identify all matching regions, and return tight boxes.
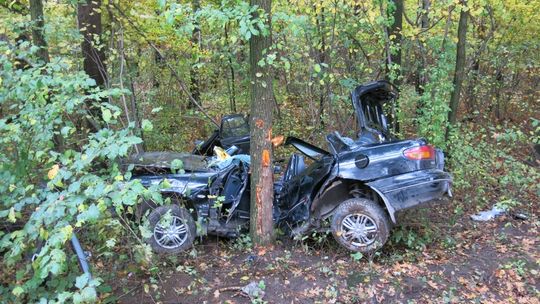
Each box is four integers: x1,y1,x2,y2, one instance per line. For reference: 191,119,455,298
0,0,538,302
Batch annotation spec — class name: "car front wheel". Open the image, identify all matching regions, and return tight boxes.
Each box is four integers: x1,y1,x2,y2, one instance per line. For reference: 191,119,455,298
146,205,196,254
331,198,390,253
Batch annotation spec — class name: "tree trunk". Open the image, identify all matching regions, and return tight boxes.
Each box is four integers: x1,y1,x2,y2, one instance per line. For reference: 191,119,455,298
77,0,107,132
386,0,403,133
249,0,274,246
29,0,65,150
77,0,107,88
224,23,237,112
446,0,468,140
29,0,49,63
415,0,430,95
387,0,403,85
314,3,327,127
188,0,201,108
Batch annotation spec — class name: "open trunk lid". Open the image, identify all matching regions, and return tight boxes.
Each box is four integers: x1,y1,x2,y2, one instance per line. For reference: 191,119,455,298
351,80,398,144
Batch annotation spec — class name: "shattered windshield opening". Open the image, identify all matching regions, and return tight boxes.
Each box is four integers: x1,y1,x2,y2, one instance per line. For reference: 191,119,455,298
221,116,250,138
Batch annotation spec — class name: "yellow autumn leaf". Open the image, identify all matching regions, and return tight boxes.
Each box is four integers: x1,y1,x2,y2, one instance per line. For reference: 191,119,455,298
48,164,60,180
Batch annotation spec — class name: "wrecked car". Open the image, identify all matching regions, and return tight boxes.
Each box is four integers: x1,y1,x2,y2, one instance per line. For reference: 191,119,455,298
130,80,452,254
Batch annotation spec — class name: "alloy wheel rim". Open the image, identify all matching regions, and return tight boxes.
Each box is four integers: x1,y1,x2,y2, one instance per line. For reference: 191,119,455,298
340,213,378,247
154,215,188,249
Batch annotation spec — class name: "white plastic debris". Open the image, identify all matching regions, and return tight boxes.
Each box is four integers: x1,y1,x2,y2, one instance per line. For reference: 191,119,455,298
470,206,506,221
209,154,250,169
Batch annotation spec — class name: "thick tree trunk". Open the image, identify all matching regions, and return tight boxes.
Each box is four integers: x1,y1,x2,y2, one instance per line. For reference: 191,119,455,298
77,0,107,132
446,1,468,140
77,0,107,88
29,0,49,63
249,0,274,246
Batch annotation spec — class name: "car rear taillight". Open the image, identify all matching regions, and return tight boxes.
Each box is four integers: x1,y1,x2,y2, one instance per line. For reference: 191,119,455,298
403,145,435,160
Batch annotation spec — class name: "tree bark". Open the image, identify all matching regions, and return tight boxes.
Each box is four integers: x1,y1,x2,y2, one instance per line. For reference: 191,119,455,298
249,0,274,246
387,0,403,85
29,0,66,150
415,0,430,95
188,0,201,108
314,3,327,127
224,23,237,112
446,0,468,140
29,0,49,63
77,0,107,88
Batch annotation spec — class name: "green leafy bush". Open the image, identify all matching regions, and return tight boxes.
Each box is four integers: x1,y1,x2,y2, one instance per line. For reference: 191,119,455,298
0,42,160,302
447,122,539,211
416,51,454,150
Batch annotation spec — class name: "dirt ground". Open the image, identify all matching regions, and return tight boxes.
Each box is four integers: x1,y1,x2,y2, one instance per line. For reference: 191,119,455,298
109,201,539,304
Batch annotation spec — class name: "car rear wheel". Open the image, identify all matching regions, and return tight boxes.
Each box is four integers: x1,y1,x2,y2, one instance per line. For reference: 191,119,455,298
331,198,390,253
146,205,196,254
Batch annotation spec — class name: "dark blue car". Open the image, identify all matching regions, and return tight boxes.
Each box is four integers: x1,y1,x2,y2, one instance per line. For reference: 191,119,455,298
131,80,452,254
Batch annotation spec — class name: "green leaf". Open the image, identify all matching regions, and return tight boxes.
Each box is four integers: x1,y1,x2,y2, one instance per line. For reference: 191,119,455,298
284,60,291,71
141,119,153,132
73,286,97,304
161,178,171,189
78,204,100,223
75,273,90,289
12,286,24,297
351,252,363,261
171,159,184,174
314,64,321,73
102,109,112,123
8,207,16,223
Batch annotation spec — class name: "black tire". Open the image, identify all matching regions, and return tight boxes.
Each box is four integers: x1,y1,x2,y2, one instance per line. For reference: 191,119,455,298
145,205,196,254
331,198,390,253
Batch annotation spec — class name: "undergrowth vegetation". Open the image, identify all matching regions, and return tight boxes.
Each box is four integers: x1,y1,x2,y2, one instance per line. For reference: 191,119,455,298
0,44,163,302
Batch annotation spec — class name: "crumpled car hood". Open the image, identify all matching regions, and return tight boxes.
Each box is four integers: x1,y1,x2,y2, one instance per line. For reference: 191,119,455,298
123,151,209,172
136,171,217,195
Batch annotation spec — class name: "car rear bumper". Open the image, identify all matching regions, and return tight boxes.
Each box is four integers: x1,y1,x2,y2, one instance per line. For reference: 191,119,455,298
367,169,452,223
